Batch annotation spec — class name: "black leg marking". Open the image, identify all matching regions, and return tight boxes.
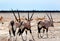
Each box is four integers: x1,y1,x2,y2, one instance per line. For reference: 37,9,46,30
17,29,22,36
46,28,48,38
25,31,27,35
9,30,11,36
21,27,26,34
38,26,42,38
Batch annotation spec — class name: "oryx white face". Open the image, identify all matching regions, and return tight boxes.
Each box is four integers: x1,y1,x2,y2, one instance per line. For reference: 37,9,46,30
50,20,54,27
46,13,54,27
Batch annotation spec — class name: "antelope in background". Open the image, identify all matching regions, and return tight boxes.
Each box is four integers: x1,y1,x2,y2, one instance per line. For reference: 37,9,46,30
35,16,46,21
37,13,54,38
0,16,4,24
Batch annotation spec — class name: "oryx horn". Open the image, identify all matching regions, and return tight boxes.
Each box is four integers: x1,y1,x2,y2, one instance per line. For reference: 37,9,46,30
50,13,53,20
30,12,34,20
28,12,29,21
46,13,51,20
12,9,18,22
17,10,21,22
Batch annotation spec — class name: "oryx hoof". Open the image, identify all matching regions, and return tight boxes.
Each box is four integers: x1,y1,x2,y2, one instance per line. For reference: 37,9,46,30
8,39,10,41
29,40,33,41
23,39,26,41
41,36,43,38
38,36,41,39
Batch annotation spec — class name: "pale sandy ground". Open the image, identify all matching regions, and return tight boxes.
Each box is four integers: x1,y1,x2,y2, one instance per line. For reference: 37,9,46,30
0,21,60,41
0,12,60,41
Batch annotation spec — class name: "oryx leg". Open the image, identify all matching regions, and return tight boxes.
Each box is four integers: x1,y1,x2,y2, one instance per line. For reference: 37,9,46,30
46,28,48,38
8,29,15,41
8,30,11,41
38,27,42,38
12,30,16,36
25,29,27,37
8,30,16,41
21,27,26,34
42,26,45,38
9,30,11,36
17,29,22,36
29,28,35,41
43,28,45,34
21,27,26,41
25,29,28,41
17,29,24,41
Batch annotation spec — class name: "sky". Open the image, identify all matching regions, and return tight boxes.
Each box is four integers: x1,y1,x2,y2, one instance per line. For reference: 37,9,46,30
0,0,60,10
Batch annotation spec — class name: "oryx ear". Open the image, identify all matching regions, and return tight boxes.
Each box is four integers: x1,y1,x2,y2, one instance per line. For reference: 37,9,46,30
46,13,51,20
12,9,18,22
30,12,34,20
17,10,21,22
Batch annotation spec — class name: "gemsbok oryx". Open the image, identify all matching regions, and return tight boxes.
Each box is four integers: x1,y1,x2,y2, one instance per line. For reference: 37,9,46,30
8,10,24,41
37,13,54,38
18,12,35,41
